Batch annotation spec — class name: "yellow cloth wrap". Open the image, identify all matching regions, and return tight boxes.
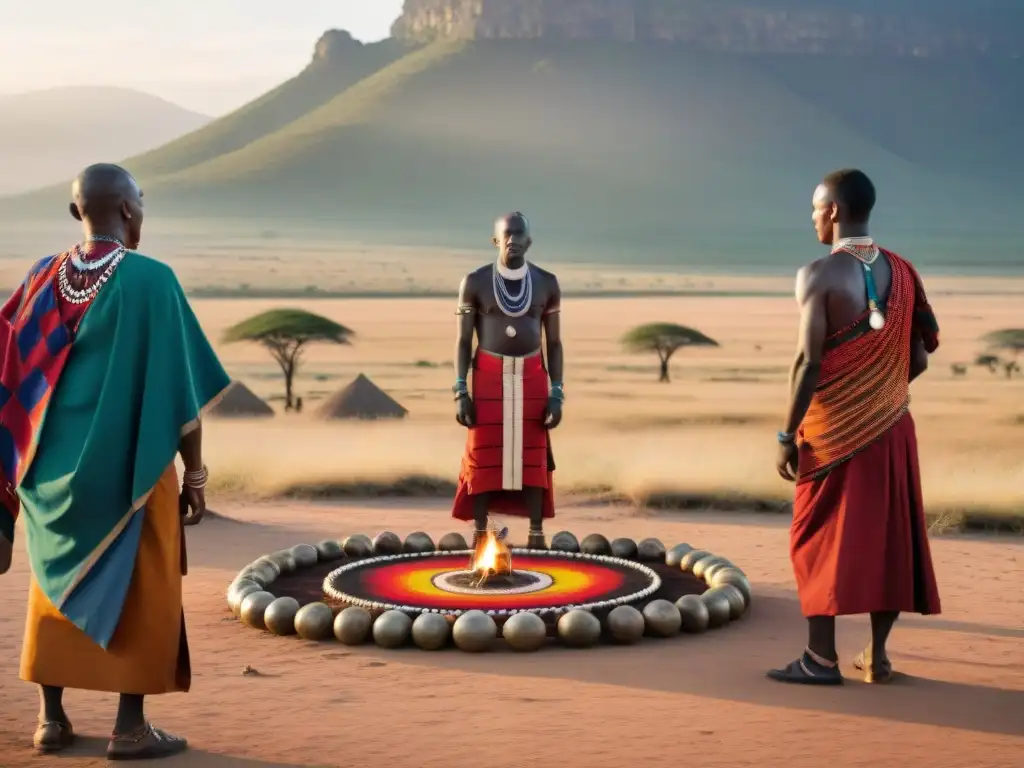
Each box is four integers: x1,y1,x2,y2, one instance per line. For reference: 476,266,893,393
19,463,190,694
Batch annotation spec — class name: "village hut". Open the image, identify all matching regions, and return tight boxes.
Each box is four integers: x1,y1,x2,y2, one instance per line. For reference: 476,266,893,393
207,380,275,418
315,374,408,420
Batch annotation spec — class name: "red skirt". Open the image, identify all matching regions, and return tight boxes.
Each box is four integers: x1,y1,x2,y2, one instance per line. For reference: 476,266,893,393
791,411,941,617
451,350,555,521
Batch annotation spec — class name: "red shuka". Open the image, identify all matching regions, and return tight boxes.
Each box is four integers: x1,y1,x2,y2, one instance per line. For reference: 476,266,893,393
791,251,941,618
451,350,555,521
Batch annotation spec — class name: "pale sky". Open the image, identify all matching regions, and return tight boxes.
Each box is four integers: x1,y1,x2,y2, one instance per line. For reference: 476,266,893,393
0,1,405,115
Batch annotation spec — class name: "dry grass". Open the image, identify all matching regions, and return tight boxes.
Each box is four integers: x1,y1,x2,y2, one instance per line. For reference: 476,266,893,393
185,288,1024,528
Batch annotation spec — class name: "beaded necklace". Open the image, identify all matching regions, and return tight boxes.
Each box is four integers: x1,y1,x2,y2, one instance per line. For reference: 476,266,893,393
832,236,885,330
58,237,129,305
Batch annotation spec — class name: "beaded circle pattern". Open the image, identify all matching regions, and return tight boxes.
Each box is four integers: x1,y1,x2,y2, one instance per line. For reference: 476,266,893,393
323,549,660,616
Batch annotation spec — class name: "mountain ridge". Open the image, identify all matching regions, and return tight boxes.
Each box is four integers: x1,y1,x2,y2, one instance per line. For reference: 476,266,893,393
392,0,1024,56
0,86,210,197
1,24,1020,269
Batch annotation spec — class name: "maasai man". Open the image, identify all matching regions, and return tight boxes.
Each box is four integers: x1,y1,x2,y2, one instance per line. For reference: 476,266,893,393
451,212,563,549
0,163,230,758
768,169,941,686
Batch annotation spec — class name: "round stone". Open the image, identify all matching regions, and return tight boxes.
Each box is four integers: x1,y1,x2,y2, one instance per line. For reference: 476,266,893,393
227,576,261,600
412,613,452,650
403,532,436,554
636,538,666,562
558,610,602,648
693,555,727,580
642,599,682,638
373,610,413,649
343,534,373,558
675,594,710,633
295,602,334,641
316,540,344,561
254,557,282,579
665,543,694,568
264,596,301,635
710,568,753,605
438,532,469,552
702,560,733,583
701,588,733,628
550,531,580,553
501,612,547,652
610,537,638,559
289,544,318,568
372,531,403,555
268,550,297,573
580,534,612,556
247,562,277,586
333,606,373,645
717,583,747,620
452,610,497,652
240,591,275,630
227,581,263,616
606,605,645,644
679,549,710,572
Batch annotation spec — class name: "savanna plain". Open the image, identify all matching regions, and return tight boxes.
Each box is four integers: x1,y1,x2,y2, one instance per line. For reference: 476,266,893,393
0,246,1021,768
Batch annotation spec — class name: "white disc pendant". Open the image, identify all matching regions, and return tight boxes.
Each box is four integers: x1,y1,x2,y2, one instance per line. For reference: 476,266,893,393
869,310,885,330
505,325,517,338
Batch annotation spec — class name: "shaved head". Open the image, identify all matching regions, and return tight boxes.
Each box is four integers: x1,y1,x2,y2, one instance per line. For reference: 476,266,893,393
492,211,532,266
494,211,530,237
70,163,144,248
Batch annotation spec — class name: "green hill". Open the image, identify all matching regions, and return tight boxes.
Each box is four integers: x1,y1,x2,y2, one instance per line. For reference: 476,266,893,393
125,32,411,179
3,36,1022,269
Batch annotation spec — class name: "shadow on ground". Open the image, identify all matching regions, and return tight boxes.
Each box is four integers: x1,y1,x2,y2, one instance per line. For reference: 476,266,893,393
300,594,1024,738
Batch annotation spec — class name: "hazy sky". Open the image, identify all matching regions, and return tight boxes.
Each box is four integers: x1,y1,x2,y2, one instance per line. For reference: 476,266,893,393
0,1,405,115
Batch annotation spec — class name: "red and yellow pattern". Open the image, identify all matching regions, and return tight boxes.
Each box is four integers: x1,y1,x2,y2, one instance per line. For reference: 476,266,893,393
352,554,646,611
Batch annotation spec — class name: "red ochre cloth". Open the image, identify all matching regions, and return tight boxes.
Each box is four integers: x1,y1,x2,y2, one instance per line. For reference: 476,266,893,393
791,250,941,618
452,350,555,521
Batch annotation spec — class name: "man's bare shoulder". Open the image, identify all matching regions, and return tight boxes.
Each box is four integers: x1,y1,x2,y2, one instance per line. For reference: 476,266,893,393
531,263,558,280
795,256,836,302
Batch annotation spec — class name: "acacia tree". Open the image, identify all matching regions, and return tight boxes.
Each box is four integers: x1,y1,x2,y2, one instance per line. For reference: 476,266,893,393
621,322,718,383
223,309,353,409
981,329,1024,380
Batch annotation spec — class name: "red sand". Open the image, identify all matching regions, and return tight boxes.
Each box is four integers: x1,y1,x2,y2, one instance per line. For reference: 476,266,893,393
1,501,1021,768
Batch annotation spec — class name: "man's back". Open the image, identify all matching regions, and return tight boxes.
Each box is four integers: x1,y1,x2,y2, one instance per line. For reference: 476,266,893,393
817,250,894,337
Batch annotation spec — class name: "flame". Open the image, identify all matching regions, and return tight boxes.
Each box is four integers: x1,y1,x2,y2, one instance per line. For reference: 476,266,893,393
470,527,512,585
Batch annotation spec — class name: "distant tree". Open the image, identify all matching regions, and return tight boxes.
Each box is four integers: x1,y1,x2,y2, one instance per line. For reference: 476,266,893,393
621,323,718,383
223,309,353,409
981,329,1024,380
950,363,967,377
974,353,1001,373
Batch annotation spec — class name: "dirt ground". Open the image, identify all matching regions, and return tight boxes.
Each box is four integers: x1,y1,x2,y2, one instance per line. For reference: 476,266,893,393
1,501,1021,768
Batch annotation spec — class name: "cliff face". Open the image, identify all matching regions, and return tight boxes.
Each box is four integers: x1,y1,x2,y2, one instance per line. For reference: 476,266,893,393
391,0,1023,56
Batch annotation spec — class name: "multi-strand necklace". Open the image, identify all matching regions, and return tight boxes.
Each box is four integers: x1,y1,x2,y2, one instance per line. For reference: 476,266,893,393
492,258,532,337
58,235,128,304
832,236,885,330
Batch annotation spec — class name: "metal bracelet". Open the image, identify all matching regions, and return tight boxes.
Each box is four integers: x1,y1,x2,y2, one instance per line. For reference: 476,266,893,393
183,465,209,489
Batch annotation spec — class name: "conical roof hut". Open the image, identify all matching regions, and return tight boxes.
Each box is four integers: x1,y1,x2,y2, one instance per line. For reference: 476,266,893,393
315,374,408,420
208,381,275,418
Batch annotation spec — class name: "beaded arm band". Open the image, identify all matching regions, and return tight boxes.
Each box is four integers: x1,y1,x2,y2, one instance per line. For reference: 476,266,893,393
550,382,565,402
542,307,561,316
454,305,476,316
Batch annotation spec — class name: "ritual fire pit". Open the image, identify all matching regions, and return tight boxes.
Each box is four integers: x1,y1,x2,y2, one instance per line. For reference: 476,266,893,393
467,525,514,588
226,530,753,652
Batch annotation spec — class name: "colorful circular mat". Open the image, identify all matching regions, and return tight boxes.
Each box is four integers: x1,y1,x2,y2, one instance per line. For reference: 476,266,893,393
323,550,660,616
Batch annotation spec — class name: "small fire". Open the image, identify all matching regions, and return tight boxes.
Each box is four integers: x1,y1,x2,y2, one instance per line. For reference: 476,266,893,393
470,526,513,587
